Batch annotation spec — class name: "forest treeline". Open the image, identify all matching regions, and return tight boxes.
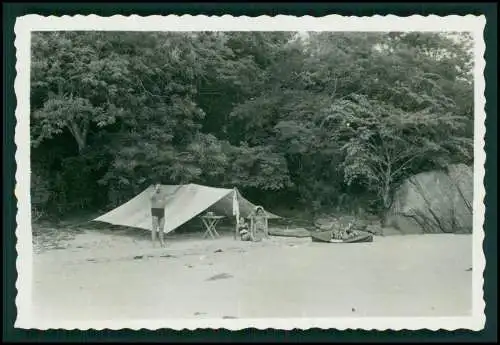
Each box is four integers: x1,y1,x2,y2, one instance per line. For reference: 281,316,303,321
30,31,474,218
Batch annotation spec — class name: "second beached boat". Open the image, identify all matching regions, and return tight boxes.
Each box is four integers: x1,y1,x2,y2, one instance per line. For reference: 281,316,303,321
310,230,374,243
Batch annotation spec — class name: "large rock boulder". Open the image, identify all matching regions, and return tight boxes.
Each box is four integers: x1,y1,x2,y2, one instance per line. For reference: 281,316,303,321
385,164,473,234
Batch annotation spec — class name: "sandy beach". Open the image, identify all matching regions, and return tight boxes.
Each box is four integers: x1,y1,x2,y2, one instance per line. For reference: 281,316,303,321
32,229,472,322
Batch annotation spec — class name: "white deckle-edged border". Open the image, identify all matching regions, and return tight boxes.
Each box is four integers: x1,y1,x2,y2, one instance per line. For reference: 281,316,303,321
14,14,487,331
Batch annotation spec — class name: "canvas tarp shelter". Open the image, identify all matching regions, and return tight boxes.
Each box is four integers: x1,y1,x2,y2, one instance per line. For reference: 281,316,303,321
93,183,280,234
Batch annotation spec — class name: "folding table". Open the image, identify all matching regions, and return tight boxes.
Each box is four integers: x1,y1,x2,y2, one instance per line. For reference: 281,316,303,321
201,215,225,239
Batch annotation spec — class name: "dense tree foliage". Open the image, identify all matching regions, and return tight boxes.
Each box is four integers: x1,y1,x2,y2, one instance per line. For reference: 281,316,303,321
30,31,473,217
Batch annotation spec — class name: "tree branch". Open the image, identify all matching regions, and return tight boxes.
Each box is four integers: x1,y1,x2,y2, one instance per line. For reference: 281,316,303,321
82,118,90,141
363,140,387,176
66,121,76,139
391,153,422,178
136,75,170,99
67,120,86,153
379,138,392,166
368,161,385,178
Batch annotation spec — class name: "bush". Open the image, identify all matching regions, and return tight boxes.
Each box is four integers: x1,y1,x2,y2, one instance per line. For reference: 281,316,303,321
31,169,52,219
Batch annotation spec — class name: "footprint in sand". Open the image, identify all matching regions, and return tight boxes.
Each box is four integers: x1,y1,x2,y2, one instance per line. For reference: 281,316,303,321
206,273,233,281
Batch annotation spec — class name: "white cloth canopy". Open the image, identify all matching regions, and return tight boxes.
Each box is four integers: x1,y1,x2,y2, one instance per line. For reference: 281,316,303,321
93,183,279,233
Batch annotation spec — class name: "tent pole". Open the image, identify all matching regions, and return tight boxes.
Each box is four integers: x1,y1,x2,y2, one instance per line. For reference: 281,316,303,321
234,218,238,240
234,188,238,240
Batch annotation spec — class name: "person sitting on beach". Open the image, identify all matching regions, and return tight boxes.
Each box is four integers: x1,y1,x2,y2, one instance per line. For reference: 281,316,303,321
237,217,251,241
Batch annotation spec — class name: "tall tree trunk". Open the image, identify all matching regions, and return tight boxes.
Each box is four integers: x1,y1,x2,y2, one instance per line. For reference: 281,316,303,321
58,87,90,154
382,164,392,209
67,119,89,154
382,183,391,209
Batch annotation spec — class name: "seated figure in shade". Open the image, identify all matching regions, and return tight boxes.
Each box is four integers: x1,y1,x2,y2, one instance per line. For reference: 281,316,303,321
249,206,270,241
237,217,251,241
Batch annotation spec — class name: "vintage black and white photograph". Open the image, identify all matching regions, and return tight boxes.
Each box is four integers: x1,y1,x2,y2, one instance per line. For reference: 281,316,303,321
14,15,486,330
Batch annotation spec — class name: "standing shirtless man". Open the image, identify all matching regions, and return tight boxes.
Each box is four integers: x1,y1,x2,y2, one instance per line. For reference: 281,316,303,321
150,183,167,247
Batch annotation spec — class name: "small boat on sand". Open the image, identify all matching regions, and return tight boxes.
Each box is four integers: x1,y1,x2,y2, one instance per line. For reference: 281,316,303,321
269,228,311,238
310,230,373,243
